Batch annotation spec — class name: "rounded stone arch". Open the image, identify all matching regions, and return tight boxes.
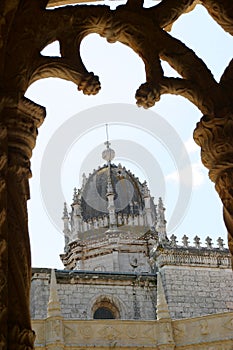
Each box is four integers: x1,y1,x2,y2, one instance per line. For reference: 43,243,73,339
88,294,127,320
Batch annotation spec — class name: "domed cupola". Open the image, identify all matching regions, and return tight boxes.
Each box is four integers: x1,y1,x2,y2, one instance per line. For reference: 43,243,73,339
60,141,168,272
80,163,145,222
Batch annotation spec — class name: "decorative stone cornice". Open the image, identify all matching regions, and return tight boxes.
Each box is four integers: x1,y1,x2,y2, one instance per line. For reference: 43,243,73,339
152,235,231,269
32,268,157,286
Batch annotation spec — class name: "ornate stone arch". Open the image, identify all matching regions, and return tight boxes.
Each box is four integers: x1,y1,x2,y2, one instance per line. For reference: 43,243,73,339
88,294,127,320
1,0,233,348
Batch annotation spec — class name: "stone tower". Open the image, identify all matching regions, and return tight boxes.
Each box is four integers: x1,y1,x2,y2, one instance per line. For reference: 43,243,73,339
60,141,167,272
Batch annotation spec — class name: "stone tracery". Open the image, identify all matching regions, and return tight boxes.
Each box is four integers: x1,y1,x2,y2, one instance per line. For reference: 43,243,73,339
1,0,233,348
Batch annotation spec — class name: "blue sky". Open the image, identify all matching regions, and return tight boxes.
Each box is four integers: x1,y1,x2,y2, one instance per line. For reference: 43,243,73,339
26,3,232,268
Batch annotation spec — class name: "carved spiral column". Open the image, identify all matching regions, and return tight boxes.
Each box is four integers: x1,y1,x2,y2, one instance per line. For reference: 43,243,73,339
0,118,8,349
1,97,45,350
194,112,233,265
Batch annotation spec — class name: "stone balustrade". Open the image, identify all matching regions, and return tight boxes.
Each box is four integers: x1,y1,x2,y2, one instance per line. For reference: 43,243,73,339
169,234,227,250
32,312,233,349
152,234,231,269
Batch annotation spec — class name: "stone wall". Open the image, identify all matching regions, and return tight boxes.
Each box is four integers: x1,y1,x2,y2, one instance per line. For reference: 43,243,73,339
160,265,233,319
82,253,114,271
81,250,151,273
30,269,157,320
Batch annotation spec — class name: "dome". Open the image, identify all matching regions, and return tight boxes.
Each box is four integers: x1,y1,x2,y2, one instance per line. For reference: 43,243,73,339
80,163,145,221
61,141,168,265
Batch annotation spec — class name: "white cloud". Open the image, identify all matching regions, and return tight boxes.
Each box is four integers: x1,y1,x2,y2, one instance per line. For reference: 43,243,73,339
185,136,200,155
166,161,206,189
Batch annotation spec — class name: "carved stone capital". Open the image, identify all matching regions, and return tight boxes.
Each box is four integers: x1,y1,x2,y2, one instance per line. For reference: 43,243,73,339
194,113,233,183
194,113,233,261
1,97,45,197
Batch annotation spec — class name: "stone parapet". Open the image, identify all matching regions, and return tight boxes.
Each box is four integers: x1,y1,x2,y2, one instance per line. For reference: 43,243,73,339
152,235,231,269
32,312,233,349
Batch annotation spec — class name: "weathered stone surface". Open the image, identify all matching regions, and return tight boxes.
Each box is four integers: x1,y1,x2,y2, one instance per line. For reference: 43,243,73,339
31,269,157,321
32,312,233,349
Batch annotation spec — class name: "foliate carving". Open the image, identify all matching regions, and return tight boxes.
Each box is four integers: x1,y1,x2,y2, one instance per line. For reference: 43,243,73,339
194,114,233,183
194,113,233,260
1,2,233,113
0,123,7,350
0,97,46,350
201,1,233,36
10,326,35,350
147,0,198,30
2,0,223,115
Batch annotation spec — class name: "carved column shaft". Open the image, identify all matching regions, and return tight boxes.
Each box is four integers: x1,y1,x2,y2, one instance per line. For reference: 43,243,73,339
1,97,45,349
194,113,233,266
0,121,8,349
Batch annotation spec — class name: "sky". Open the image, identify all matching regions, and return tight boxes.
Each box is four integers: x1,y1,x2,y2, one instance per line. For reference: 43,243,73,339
25,2,233,269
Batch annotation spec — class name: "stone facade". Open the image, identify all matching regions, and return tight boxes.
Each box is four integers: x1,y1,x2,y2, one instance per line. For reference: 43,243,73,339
31,268,233,350
31,240,233,322
30,146,233,349
152,237,233,319
161,266,233,319
31,269,157,321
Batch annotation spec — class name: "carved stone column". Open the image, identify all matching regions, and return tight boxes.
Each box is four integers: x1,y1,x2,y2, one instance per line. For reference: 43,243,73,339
194,112,233,266
0,116,8,349
1,96,45,349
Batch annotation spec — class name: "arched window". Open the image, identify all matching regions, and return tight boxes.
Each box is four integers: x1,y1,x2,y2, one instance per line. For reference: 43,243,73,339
93,307,115,319
92,297,120,319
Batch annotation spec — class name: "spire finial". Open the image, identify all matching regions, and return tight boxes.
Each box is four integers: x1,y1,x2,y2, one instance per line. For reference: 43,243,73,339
156,272,171,320
106,123,109,143
102,124,115,163
62,202,68,219
47,269,61,317
156,197,168,243
73,187,78,202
